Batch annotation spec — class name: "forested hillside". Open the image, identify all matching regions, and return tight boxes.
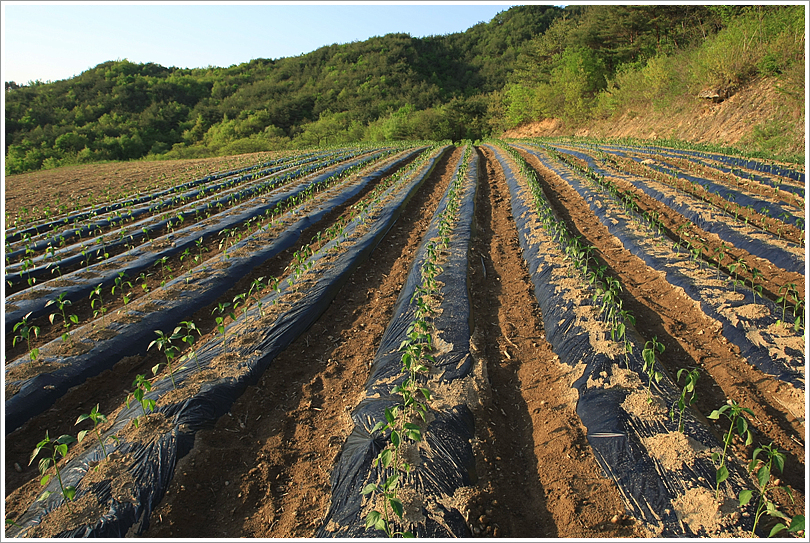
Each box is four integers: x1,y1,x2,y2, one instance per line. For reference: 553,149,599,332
499,4,804,161
4,4,804,175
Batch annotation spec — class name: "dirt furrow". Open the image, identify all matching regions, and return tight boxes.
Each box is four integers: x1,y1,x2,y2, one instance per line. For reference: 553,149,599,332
4,151,423,503
139,147,463,537
518,149,805,520
462,146,649,538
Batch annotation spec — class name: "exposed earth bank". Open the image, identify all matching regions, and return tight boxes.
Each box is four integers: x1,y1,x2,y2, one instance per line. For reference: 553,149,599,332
501,76,805,161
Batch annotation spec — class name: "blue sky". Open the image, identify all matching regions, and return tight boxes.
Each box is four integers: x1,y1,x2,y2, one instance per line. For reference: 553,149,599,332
0,1,540,85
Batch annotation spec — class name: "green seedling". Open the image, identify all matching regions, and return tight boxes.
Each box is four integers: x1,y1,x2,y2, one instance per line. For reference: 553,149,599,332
46,292,79,346
670,368,699,433
194,237,209,264
112,271,133,306
617,308,635,362
776,283,798,324
76,404,118,460
233,292,249,320
792,298,805,334
137,272,151,293
708,400,754,500
728,257,747,293
212,302,236,347
154,256,172,286
180,248,192,273
713,242,729,279
362,459,412,538
95,235,110,262
172,320,202,371
126,374,157,428
89,283,108,327
739,443,804,537
248,277,267,318
751,268,764,304
13,312,40,364
29,432,77,513
149,329,180,390
642,337,664,404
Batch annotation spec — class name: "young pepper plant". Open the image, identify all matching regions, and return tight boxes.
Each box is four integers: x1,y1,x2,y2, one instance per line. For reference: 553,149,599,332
642,337,665,404
13,312,40,364
148,330,181,389
670,368,699,433
172,320,203,372
739,443,804,537
126,374,157,428
29,432,77,513
708,400,754,499
76,404,118,461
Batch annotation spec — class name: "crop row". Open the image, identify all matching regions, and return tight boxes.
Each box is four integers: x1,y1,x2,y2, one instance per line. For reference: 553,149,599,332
5,147,388,287
5,143,452,537
484,140,803,537
4,141,803,538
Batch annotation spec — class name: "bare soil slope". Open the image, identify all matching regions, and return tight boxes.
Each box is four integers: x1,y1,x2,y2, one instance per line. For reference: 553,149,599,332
502,77,805,159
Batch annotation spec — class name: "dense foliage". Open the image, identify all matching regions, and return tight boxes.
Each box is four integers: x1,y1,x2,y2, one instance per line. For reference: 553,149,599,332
5,4,804,175
500,5,805,135
4,5,559,174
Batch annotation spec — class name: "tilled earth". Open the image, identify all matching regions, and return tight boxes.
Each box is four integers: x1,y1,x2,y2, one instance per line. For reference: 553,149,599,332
4,146,804,538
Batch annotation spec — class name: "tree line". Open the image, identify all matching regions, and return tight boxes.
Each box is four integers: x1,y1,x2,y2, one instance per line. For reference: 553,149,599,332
5,4,803,174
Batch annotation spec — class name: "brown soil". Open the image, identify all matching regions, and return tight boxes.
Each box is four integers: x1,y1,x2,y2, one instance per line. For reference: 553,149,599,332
4,150,416,362
516,147,805,522
502,76,805,159
547,146,805,303
4,143,805,538
462,147,648,537
4,151,282,224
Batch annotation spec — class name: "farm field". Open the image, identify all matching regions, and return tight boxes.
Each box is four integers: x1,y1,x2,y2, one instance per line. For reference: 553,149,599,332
3,140,806,538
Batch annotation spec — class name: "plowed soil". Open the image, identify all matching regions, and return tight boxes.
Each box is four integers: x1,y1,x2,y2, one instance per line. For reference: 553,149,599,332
4,145,805,538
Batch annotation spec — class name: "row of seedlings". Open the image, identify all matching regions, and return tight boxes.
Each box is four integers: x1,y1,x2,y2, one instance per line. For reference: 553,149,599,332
519,143,805,386
4,150,318,238
600,140,805,186
4,149,333,288
319,144,480,537
4,150,323,247
5,147,378,287
615,145,805,205
537,142,808,351
535,139,805,245
5,144,452,538
526,142,805,303
594,148,805,243
485,140,765,537
5,147,427,434
542,136,805,186
548,140,805,232
549,142,806,305
4,146,406,333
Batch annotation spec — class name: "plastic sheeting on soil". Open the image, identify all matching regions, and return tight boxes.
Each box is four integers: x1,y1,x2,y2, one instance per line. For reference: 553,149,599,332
5,146,450,539
550,145,804,229
556,146,804,230
5,149,426,435
4,151,325,251
513,143,805,276
4,148,402,334
5,148,380,282
485,143,755,537
318,147,479,538
556,141,806,192
518,145,804,389
605,143,806,186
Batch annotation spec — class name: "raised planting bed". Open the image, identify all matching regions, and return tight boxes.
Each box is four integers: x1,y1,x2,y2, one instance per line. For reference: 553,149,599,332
5,145,451,537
